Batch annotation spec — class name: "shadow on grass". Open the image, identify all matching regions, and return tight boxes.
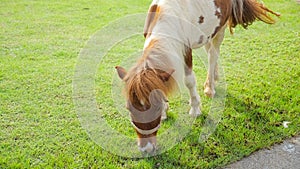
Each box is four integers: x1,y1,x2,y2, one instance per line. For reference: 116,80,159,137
110,91,297,168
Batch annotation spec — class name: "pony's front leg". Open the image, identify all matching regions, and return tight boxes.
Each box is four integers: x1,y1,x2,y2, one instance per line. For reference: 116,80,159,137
185,71,201,117
204,43,217,98
204,27,225,98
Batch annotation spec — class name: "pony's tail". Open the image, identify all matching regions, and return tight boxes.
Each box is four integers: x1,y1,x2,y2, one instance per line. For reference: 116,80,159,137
229,0,280,33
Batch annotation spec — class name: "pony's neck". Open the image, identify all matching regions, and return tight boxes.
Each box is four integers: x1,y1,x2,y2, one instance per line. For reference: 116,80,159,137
142,36,185,71
138,35,187,91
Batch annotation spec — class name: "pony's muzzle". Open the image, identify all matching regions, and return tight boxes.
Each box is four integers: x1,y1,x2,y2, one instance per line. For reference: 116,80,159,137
138,142,157,154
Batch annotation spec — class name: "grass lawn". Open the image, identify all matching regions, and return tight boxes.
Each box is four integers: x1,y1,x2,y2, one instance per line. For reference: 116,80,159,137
1,0,299,168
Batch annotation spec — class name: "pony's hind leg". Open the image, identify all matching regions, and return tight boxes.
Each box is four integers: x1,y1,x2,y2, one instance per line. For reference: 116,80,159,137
185,70,201,117
204,26,225,98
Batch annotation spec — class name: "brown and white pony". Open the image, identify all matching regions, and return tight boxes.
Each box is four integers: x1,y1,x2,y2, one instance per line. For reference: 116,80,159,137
116,0,279,153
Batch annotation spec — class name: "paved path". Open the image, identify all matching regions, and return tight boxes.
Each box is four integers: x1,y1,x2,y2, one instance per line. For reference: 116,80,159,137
224,136,300,169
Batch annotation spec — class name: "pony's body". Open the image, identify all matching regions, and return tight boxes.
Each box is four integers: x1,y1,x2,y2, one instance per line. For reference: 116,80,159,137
144,0,223,49
116,0,279,153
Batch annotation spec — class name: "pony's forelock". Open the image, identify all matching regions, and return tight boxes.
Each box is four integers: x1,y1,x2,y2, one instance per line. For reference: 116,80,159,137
125,68,175,109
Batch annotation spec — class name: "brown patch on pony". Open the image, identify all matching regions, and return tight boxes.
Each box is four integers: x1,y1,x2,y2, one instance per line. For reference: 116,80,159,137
215,10,222,19
214,0,232,26
133,116,161,135
144,4,161,38
228,0,280,33
212,0,232,37
198,35,204,44
198,16,204,24
184,46,193,74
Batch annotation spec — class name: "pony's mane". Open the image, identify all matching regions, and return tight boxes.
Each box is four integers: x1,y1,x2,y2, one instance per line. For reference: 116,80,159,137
125,68,176,109
123,38,177,109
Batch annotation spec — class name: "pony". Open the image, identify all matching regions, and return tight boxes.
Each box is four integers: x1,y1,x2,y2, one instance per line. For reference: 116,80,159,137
116,0,279,153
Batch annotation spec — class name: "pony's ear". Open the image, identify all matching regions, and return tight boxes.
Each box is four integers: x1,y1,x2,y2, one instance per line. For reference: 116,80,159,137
144,4,159,38
158,69,175,82
115,66,127,80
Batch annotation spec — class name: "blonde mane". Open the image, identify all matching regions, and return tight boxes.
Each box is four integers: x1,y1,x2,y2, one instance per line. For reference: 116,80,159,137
125,68,176,109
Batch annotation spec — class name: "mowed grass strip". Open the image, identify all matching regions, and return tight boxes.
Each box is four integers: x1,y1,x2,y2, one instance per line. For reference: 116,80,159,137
0,0,299,168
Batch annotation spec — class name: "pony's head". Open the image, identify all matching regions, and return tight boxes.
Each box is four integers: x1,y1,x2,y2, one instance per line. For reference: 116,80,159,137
116,66,175,153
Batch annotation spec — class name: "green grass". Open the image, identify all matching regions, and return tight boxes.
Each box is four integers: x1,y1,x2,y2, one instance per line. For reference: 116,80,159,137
1,0,299,168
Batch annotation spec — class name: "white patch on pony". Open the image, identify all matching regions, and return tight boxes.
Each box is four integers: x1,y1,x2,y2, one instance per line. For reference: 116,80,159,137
152,0,160,5
139,142,154,153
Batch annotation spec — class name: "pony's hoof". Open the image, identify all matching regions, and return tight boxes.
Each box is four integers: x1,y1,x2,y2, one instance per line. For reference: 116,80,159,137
189,107,201,117
204,87,215,98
